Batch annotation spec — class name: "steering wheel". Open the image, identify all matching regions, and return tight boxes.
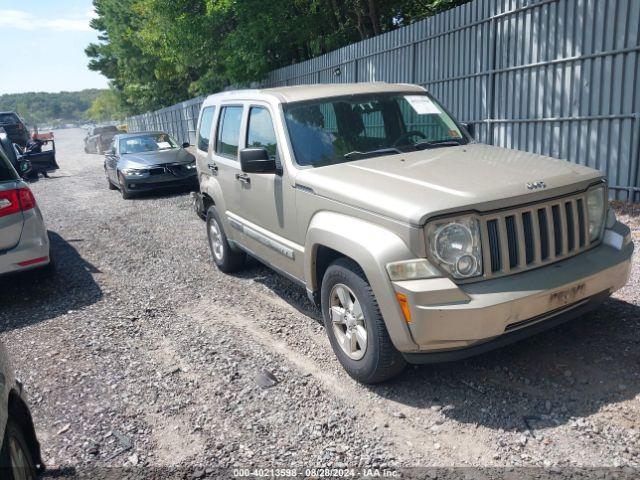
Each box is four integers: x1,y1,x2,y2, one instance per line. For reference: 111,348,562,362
392,130,427,147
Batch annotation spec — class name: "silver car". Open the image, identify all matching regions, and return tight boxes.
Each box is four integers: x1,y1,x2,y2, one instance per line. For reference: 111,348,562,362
0,339,43,479
104,131,198,199
0,145,52,276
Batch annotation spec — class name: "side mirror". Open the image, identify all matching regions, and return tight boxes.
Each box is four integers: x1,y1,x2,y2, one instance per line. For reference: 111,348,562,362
461,122,475,138
182,141,190,149
240,148,276,174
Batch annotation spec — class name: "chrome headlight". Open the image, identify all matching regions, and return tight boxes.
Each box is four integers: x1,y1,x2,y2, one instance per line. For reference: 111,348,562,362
586,185,606,242
121,168,148,177
426,215,483,279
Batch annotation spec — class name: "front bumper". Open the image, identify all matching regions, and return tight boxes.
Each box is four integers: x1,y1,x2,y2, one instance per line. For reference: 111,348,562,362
123,173,198,192
393,221,633,358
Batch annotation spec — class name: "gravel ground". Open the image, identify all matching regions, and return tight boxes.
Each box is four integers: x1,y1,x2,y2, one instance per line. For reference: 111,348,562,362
0,129,639,478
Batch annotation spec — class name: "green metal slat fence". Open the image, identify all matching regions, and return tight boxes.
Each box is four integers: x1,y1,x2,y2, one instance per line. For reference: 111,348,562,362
127,0,640,201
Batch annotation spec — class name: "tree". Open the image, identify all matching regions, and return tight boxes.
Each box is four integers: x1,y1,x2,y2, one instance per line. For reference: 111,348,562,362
0,90,104,126
87,89,125,122
86,0,471,114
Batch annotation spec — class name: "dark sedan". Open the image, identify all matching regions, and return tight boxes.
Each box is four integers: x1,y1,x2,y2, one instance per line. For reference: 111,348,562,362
104,132,198,199
84,125,119,154
0,113,28,148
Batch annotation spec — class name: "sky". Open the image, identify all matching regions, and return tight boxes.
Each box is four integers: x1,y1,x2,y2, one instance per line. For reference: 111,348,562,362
0,0,109,94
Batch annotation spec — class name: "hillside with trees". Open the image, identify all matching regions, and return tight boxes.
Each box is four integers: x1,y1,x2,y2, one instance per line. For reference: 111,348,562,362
86,0,470,115
0,89,109,127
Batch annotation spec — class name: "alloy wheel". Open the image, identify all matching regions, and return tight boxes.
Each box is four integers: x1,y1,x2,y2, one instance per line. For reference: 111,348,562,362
208,218,224,261
329,283,367,360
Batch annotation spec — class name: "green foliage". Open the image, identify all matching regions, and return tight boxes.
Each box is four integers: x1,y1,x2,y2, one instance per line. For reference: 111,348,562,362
86,0,470,114
0,90,104,126
87,89,126,122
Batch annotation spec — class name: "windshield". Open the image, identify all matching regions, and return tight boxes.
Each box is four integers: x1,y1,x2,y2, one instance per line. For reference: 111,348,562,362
119,133,178,154
0,113,19,125
283,92,467,167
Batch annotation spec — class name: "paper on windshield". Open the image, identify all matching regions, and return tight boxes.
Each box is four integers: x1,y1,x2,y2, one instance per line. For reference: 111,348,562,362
157,141,172,149
404,95,441,115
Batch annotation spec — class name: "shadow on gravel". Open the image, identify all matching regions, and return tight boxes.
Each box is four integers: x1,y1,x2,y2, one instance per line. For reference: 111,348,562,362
369,297,640,432
0,232,102,332
238,258,323,322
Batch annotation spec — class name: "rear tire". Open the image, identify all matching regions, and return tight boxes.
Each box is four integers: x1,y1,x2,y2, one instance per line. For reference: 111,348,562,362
0,418,37,480
206,206,245,273
117,172,134,199
321,258,406,384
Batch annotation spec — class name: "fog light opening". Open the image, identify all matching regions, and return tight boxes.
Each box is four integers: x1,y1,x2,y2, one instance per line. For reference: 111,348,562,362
455,254,477,277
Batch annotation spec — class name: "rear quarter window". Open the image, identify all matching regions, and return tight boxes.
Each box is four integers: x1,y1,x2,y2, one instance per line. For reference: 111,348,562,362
197,106,215,152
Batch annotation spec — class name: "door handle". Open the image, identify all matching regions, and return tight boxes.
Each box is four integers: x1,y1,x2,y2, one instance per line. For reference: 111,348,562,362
235,173,251,185
207,163,218,175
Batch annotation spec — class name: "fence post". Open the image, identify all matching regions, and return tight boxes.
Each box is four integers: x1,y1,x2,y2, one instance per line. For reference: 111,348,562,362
632,113,640,203
487,14,497,146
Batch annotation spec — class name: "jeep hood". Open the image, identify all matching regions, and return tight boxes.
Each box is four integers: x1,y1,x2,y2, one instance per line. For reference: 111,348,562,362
294,143,602,225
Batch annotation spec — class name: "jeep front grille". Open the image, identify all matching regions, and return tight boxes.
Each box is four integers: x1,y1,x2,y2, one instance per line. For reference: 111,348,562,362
480,192,596,279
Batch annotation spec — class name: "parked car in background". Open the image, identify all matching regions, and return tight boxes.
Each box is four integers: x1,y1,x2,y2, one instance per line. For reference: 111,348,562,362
0,129,59,181
0,113,29,148
84,125,119,154
193,83,633,383
104,131,197,199
0,142,53,276
0,339,44,479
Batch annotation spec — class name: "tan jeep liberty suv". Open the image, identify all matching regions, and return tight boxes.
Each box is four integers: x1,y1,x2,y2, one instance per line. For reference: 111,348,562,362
193,82,633,384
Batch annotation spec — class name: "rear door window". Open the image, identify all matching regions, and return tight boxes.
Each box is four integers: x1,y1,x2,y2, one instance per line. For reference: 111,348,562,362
216,106,243,159
197,106,215,152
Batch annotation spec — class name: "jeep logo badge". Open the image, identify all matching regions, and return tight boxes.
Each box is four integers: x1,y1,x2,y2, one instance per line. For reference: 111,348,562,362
526,180,546,190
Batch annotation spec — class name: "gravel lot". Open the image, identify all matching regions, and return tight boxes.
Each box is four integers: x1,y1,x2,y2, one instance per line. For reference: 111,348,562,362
1,128,639,477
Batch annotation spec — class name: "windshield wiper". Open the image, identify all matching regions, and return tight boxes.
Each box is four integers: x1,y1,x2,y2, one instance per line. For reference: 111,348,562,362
414,138,465,150
344,147,402,160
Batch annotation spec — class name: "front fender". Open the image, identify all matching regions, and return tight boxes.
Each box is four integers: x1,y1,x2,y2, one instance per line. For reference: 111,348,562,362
305,211,419,351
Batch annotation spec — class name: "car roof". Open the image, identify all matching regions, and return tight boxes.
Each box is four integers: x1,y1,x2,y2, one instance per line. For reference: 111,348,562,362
202,82,426,105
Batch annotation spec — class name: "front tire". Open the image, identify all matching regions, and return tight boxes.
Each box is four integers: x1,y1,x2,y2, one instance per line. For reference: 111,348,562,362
0,418,37,480
117,172,134,199
321,258,406,384
206,206,245,273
